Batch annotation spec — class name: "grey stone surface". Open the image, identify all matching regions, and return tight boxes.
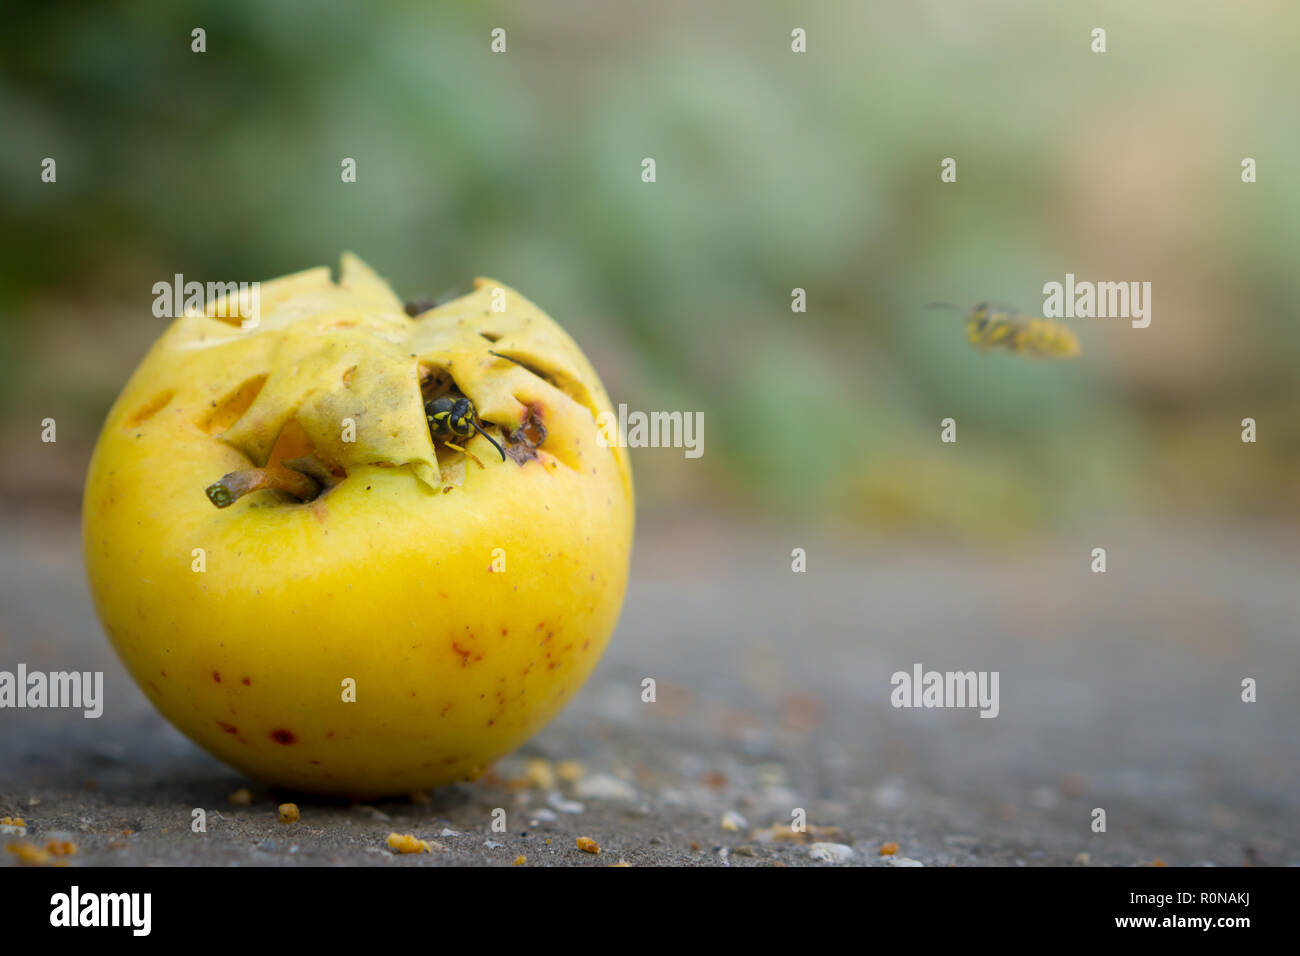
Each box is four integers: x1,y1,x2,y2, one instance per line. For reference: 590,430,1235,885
2,506,1295,866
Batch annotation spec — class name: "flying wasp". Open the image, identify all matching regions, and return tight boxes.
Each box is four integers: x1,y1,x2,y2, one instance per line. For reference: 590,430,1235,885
425,394,506,469
928,302,1081,359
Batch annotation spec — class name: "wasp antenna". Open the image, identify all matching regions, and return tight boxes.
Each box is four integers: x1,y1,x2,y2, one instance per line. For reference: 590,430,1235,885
473,422,507,462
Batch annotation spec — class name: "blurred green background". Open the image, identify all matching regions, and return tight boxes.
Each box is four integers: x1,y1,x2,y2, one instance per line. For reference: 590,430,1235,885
2,0,1297,538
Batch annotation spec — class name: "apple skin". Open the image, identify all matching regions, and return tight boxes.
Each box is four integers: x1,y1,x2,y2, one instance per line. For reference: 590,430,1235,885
82,256,633,797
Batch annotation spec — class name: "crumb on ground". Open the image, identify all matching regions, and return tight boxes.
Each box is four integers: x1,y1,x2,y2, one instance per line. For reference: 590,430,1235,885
46,839,77,857
387,832,431,854
6,841,54,865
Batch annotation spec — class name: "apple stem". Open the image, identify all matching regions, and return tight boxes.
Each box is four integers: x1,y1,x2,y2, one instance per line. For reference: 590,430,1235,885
205,466,321,508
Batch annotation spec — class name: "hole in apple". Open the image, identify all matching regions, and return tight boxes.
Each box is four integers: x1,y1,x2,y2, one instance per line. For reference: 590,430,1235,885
201,375,268,434
124,390,174,428
503,406,547,464
418,362,507,471
479,331,502,343
418,362,455,403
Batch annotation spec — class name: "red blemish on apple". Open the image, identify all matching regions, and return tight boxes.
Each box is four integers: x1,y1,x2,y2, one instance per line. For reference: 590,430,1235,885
270,728,297,744
216,720,238,734
213,671,221,682
241,677,251,686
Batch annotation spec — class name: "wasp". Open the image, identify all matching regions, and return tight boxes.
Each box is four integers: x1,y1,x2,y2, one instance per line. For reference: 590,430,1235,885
929,302,1081,359
425,395,506,468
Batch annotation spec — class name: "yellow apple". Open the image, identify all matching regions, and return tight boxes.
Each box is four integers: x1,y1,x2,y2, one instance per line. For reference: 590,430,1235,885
82,255,633,797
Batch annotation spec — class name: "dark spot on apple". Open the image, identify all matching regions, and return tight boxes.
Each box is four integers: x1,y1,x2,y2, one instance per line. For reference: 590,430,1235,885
242,676,251,686
270,729,297,745
216,721,238,734
213,671,221,682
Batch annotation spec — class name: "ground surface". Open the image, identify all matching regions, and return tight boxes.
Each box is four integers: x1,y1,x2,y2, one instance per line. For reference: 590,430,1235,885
2,505,1296,867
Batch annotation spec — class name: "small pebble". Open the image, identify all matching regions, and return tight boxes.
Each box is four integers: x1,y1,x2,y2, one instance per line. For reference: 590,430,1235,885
277,803,300,824
575,773,637,801
809,842,855,863
888,856,925,867
576,836,601,854
548,792,585,814
721,810,748,831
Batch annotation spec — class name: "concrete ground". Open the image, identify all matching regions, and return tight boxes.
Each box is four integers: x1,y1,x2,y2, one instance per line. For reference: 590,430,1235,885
2,505,1296,866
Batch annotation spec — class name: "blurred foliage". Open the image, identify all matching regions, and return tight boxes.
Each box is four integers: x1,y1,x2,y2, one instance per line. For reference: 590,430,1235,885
1,0,1297,535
